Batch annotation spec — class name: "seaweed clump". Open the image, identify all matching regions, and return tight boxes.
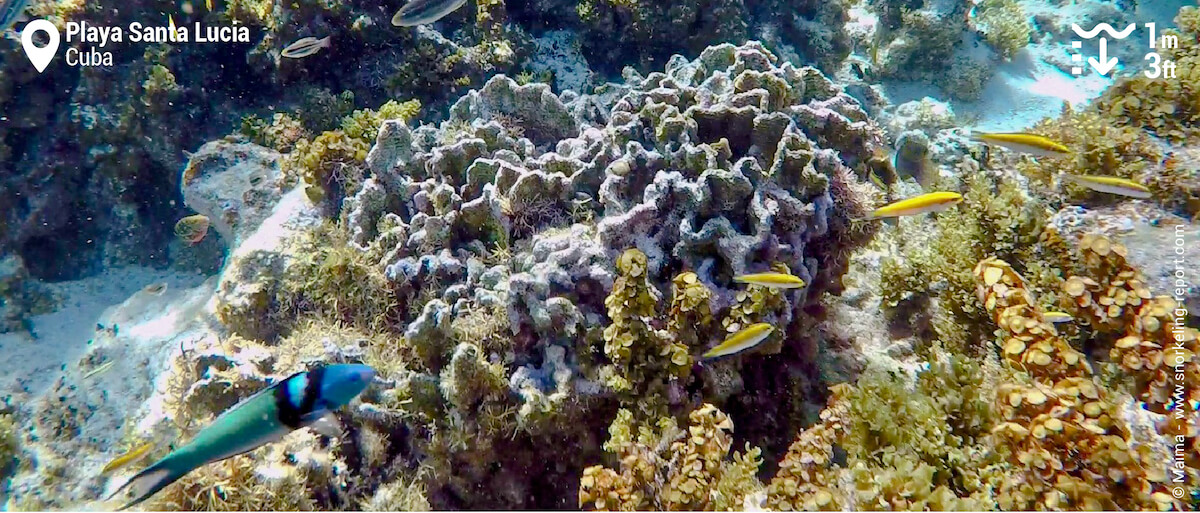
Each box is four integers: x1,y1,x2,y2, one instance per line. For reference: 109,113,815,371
579,404,763,511
974,258,1181,510
765,353,1005,510
1094,6,1200,144
1058,234,1199,470
0,413,17,482
880,166,1055,352
280,99,421,205
599,249,693,416
973,0,1031,59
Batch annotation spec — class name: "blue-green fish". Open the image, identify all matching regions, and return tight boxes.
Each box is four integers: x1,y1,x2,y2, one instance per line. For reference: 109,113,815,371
106,364,375,510
0,0,30,35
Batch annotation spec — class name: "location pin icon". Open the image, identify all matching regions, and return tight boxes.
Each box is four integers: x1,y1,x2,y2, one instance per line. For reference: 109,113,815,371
21,19,60,73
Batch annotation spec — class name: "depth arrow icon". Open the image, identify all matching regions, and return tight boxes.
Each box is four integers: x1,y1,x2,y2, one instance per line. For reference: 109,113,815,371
1088,37,1118,75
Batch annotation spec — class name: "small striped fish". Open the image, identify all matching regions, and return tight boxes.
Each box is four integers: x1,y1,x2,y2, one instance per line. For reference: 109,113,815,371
702,323,775,359
1043,311,1073,324
281,36,331,59
867,191,963,219
1062,174,1151,199
392,0,468,26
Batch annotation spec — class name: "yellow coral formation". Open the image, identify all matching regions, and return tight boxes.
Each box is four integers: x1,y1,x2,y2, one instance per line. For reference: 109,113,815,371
579,404,763,511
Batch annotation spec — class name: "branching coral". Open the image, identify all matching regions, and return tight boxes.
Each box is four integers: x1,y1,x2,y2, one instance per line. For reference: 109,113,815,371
579,404,763,511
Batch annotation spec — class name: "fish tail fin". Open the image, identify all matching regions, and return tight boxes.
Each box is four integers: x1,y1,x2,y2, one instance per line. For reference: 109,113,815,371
106,456,190,511
320,35,332,47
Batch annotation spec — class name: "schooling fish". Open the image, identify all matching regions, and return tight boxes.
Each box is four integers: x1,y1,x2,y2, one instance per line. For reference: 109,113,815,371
106,364,375,510
703,323,775,359
392,0,468,26
281,36,331,59
970,132,1070,157
734,272,806,289
867,191,963,219
1062,174,1152,199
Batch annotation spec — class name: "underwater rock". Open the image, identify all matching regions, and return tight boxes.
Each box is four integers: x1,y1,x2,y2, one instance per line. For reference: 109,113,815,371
214,187,324,341
181,140,285,246
0,254,56,334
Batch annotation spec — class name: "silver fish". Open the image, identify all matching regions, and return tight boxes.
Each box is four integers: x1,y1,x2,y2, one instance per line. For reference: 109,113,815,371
392,0,468,26
281,35,331,59
0,0,30,34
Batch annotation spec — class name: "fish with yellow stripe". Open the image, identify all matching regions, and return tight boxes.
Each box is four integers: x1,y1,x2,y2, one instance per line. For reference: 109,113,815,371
1062,174,1151,199
970,132,1070,157
733,272,806,289
702,323,775,359
866,191,963,219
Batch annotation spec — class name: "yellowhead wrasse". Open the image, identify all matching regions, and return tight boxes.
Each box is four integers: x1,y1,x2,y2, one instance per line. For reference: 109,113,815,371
1062,174,1151,199
1043,311,1073,323
281,36,332,59
733,272,806,289
867,191,963,219
101,442,155,475
969,132,1070,157
702,323,775,359
392,0,468,26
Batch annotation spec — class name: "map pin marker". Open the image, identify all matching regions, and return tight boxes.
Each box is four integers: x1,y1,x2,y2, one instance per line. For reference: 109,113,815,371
21,19,60,73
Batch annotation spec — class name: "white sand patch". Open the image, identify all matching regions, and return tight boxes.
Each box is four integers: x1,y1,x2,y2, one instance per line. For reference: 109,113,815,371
0,267,210,400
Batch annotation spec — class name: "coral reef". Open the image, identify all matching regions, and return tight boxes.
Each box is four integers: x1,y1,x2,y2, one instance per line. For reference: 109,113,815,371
579,404,763,511
196,41,880,508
